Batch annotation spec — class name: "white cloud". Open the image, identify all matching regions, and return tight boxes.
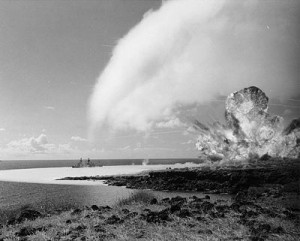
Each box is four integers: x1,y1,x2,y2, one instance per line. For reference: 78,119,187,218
5,134,80,156
71,136,88,142
0,128,5,132
89,0,299,134
7,134,52,154
1,134,106,160
156,118,186,129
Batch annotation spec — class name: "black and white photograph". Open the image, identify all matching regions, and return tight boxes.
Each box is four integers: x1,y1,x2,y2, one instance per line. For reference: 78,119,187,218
0,0,299,240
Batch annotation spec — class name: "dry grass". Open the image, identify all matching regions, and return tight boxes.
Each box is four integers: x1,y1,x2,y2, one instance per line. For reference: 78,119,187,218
1,192,299,241
116,190,156,206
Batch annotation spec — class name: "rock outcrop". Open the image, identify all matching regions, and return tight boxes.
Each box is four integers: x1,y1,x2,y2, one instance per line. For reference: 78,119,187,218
195,86,300,161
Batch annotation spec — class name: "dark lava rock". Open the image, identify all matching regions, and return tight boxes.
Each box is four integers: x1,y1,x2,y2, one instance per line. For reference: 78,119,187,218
215,205,230,213
91,205,99,211
141,208,172,223
170,203,182,213
94,224,106,233
283,210,297,219
16,227,37,237
249,222,271,237
74,224,86,231
241,210,259,219
99,206,112,212
71,208,82,215
272,226,285,234
230,202,241,213
201,201,215,213
204,195,211,200
150,198,158,205
106,215,124,225
66,219,72,224
198,228,213,235
124,211,138,219
122,208,130,214
177,209,193,218
170,196,187,205
234,191,248,202
8,209,42,225
190,196,201,201
18,209,42,222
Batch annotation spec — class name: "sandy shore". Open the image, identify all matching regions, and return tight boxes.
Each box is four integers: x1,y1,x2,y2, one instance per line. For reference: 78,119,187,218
0,163,201,185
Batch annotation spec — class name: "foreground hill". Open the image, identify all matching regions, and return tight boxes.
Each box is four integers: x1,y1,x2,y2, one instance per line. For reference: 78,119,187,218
1,190,299,241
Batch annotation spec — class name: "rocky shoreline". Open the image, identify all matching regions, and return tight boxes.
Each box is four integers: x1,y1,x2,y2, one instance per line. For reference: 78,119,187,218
59,158,300,196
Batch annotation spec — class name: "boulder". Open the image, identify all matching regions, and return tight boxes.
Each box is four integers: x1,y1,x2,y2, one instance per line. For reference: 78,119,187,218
200,201,215,213
105,215,124,224
150,198,158,205
7,209,42,225
91,205,99,211
141,208,172,223
71,209,82,215
124,211,138,219
122,208,130,214
177,208,192,218
16,226,37,237
98,206,112,212
170,203,182,213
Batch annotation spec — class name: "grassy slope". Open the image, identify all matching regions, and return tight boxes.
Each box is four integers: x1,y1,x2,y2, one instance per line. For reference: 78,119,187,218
1,190,299,241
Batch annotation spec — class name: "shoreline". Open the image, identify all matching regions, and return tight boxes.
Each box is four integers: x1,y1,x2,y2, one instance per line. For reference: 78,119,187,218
0,163,202,185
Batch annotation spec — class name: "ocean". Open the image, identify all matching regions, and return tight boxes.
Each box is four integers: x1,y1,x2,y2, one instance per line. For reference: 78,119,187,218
0,158,207,223
0,158,200,170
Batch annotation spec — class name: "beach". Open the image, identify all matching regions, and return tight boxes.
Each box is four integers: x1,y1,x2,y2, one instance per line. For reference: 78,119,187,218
0,163,201,185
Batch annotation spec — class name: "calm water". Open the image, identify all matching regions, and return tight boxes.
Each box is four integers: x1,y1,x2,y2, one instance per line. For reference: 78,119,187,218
0,158,200,170
0,181,135,223
0,158,227,224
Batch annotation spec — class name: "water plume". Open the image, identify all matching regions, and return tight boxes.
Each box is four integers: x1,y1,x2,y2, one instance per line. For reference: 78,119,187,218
195,86,300,161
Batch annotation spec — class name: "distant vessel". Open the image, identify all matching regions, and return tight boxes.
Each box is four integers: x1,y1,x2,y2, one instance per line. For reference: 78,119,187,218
72,158,101,168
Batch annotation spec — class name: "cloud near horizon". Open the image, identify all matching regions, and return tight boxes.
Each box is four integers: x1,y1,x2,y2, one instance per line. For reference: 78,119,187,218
5,134,82,156
89,0,300,134
6,134,55,154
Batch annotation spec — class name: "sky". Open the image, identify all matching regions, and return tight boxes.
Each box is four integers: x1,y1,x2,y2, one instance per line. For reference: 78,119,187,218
0,0,299,160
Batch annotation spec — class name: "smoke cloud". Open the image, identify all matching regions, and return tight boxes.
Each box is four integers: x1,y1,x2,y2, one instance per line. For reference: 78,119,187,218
89,0,300,133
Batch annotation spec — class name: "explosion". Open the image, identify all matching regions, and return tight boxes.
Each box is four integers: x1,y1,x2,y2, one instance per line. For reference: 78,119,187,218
195,86,300,161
